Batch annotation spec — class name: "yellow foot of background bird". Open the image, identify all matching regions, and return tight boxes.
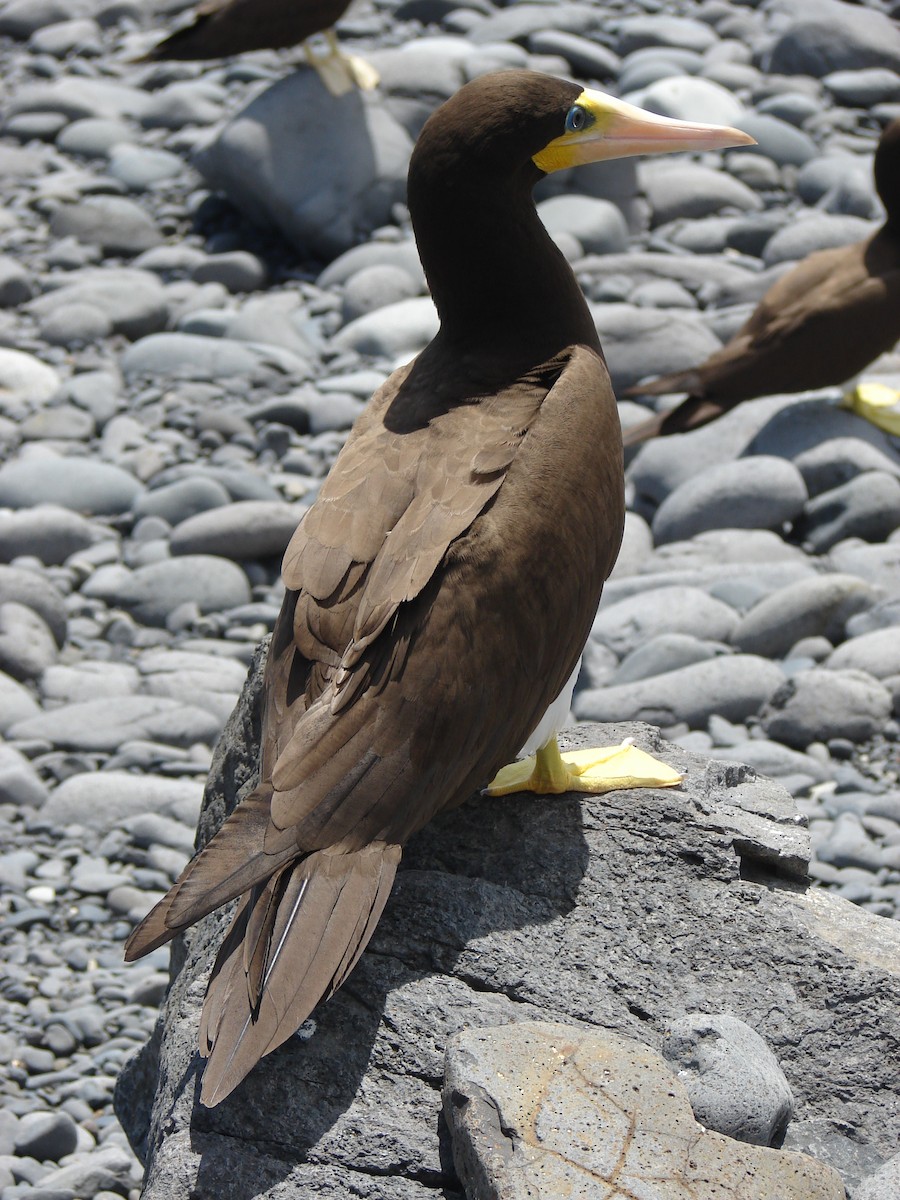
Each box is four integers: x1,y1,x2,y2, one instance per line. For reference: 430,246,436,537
485,735,683,796
841,381,900,436
305,32,378,96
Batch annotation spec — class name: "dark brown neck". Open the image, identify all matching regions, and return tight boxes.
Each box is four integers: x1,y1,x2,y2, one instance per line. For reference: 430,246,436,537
409,163,601,368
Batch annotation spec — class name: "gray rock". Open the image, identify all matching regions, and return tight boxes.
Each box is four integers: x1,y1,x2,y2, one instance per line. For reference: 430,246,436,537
445,1021,830,1199
575,653,783,728
82,555,251,627
824,67,900,106
191,251,267,294
30,1144,136,1198
318,239,425,292
828,542,900,592
746,397,900,462
527,29,620,80
0,453,141,514
0,254,32,306
592,585,738,658
195,71,413,259
66,369,122,426
827,629,900,679
169,501,303,561
615,14,718,55
612,632,725,683
856,1153,900,1200
341,264,419,323
469,3,602,45
651,457,808,545
8,695,223,752
632,75,744,126
27,268,169,340
733,113,818,167
607,509,653,579
0,505,101,564
731,575,882,658
332,296,439,360
40,770,203,834
30,16,101,56
797,472,900,554
37,301,112,347
763,214,876,265
57,115,136,156
797,155,869,207
639,161,763,226
20,402,96,441
0,602,57,681
662,1013,794,1147
49,196,163,257
846,598,900,637
116,656,900,1197
592,303,722,392
41,661,138,704
0,0,95,37
0,742,49,807
762,668,892,748
133,477,232,525
0,564,66,644
536,194,629,254
140,81,225,130
14,1111,79,1162
0,347,61,419
711,738,831,786
121,333,309,383
793,437,900,497
767,0,900,76
0,669,40,732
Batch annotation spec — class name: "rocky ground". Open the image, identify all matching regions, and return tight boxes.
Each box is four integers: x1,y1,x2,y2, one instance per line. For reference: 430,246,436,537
0,0,898,1197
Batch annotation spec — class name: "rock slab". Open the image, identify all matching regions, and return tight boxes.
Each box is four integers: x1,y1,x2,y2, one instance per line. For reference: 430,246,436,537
114,650,900,1199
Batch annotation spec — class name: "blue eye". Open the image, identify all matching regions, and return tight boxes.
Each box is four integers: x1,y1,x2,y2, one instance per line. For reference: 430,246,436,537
565,105,588,133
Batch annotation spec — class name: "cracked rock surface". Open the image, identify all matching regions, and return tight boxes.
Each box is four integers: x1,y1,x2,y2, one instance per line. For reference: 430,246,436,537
115,648,900,1199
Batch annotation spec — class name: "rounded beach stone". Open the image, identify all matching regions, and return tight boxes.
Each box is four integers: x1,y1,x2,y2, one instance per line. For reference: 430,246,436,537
634,76,744,126
14,1110,79,1162
663,1014,794,1147
0,505,101,564
612,633,724,684
761,668,892,748
0,347,61,417
732,113,817,167
8,694,223,753
763,215,875,266
639,161,762,226
48,195,163,256
827,629,900,679
793,438,900,498
731,575,881,659
83,554,251,627
40,770,203,832
169,501,303,560
796,472,900,554
651,457,808,546
0,602,57,681
133,476,231,525
341,264,419,323
0,454,141,514
592,304,722,393
332,296,439,359
591,586,738,658
767,5,900,77
537,194,629,254
855,1153,900,1200
574,653,783,728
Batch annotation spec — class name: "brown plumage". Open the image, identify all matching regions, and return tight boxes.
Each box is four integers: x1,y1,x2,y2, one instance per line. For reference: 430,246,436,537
623,118,900,446
124,71,751,1107
140,0,353,60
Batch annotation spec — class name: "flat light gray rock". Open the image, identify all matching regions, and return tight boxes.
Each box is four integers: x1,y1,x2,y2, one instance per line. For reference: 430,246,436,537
731,575,882,659
612,632,724,684
0,504,102,564
121,333,310,384
82,555,251,627
40,771,203,834
115,654,900,1198
0,563,66,644
0,453,142,515
856,1153,900,1200
651,457,808,545
591,303,722,392
632,75,744,126
195,71,413,259
446,1021,832,1200
332,296,439,360
767,0,900,76
762,668,893,748
8,695,223,752
27,269,169,340
536,193,629,254
133,476,232,525
663,1013,795,1147
341,264,419,323
827,628,900,679
733,113,818,167
793,437,900,497
746,399,899,461
0,601,56,681
49,195,163,257
169,501,303,561
574,653,784,728
763,214,875,265
639,161,763,226
592,584,738,658
0,347,61,420
797,471,900,554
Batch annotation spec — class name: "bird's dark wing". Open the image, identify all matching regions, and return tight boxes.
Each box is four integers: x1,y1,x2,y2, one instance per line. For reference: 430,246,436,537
141,0,353,60
623,236,900,443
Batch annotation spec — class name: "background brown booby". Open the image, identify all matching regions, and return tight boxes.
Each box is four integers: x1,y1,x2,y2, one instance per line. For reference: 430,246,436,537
124,71,751,1107
140,0,377,94
623,118,900,446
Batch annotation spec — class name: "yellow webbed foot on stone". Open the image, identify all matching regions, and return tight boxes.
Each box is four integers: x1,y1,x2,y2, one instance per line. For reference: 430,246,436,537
841,382,900,436
486,736,683,797
305,31,378,96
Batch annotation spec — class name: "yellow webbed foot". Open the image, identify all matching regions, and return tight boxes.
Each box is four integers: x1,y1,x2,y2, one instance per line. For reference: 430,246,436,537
841,382,900,436
304,31,379,96
485,736,683,797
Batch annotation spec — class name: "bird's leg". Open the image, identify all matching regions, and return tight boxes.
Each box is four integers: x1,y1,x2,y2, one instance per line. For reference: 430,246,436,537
485,735,683,797
303,30,379,97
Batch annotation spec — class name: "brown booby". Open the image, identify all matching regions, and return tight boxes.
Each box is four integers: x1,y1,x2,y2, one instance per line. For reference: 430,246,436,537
623,118,900,446
124,72,751,1107
140,0,377,94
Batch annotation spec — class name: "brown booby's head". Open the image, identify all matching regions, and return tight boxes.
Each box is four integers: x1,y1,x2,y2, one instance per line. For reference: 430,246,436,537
410,70,755,190
874,118,900,224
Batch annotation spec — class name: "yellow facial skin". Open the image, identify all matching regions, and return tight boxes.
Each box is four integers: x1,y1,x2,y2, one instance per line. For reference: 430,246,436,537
533,87,756,173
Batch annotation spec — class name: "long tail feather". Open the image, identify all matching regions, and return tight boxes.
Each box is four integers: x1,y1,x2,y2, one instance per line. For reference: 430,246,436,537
123,787,297,961
198,842,401,1107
